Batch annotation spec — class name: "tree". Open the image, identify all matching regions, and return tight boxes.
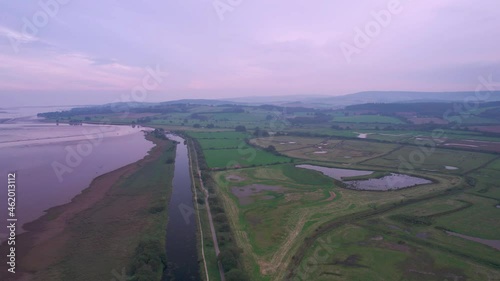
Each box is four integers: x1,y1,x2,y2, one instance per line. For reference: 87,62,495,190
219,250,238,272
235,125,246,132
213,213,228,223
254,127,269,137
266,145,277,154
193,123,201,128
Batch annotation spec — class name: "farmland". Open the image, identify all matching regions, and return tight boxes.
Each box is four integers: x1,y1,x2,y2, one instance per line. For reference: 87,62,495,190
37,101,500,281
182,113,500,280
250,136,401,164
186,131,291,169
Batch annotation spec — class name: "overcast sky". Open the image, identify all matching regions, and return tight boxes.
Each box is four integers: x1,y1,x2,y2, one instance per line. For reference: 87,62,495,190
0,0,499,106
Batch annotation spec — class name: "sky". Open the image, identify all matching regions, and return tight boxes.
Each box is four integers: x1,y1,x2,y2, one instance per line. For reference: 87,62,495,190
0,0,499,106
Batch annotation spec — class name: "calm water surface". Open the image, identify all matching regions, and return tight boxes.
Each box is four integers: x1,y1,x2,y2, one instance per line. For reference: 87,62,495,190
163,134,199,281
297,164,431,190
0,108,154,241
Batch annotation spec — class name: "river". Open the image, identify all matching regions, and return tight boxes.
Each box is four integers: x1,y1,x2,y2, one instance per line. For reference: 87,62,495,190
163,134,200,280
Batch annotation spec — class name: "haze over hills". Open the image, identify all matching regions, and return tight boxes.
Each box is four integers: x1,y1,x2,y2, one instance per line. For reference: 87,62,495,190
100,91,500,108
207,91,500,107
35,91,500,117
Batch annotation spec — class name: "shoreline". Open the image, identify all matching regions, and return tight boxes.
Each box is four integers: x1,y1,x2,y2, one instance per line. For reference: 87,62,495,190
0,133,166,281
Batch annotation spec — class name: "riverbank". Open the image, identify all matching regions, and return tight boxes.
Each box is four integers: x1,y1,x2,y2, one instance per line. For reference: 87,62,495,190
0,133,176,281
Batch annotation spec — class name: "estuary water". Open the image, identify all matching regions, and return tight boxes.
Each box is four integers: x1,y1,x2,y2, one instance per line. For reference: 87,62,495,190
0,107,154,241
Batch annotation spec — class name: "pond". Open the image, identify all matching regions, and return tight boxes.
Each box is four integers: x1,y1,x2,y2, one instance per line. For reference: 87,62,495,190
231,184,286,205
297,164,431,191
296,164,373,181
345,173,432,191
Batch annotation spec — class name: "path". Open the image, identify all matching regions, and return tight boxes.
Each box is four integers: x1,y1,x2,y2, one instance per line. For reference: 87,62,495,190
189,140,226,281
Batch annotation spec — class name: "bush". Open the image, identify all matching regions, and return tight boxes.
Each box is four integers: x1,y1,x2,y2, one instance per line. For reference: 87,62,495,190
217,223,230,232
128,240,166,279
219,249,238,272
132,265,157,281
213,213,228,223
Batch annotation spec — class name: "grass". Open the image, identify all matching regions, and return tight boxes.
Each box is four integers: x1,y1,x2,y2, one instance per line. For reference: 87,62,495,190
212,163,456,280
203,148,290,168
295,211,499,281
187,141,222,281
198,138,245,149
187,131,291,169
252,136,401,164
186,131,248,139
190,128,500,280
433,195,500,239
363,146,497,173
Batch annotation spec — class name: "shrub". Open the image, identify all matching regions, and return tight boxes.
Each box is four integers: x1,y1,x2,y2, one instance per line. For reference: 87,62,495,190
128,240,166,279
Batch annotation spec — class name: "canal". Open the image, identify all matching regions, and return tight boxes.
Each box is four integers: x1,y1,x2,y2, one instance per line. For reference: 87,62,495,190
162,134,200,280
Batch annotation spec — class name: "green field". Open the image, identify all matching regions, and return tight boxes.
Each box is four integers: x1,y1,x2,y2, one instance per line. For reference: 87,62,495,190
212,163,457,280
185,129,500,280
203,148,291,168
363,145,497,173
198,138,245,149
186,131,248,139
187,131,291,168
296,222,499,281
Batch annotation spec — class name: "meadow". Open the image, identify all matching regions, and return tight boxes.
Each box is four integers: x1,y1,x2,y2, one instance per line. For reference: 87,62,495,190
188,131,291,169
211,162,457,280
363,146,497,173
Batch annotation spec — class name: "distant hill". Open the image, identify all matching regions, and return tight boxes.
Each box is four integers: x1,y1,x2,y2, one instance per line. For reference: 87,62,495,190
315,91,500,105
225,91,500,107
160,99,238,106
